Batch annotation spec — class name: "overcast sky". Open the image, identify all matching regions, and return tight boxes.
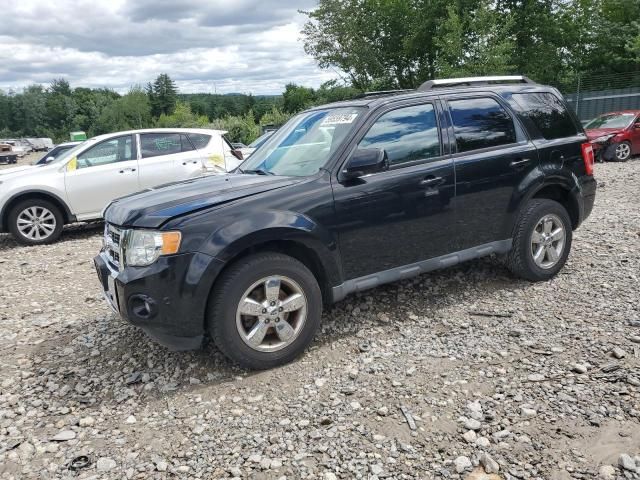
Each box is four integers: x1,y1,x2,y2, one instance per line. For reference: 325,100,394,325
0,0,338,95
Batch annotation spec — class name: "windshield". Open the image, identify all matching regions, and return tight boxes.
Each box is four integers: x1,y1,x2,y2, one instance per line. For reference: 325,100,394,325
49,140,90,165
585,113,635,129
240,107,364,176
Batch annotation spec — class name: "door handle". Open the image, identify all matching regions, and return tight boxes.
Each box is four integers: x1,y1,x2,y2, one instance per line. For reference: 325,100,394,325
182,161,199,165
419,176,444,187
118,168,137,174
510,158,532,168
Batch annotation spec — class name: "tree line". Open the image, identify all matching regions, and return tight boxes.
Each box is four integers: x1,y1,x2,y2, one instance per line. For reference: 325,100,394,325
301,0,640,91
1,0,638,145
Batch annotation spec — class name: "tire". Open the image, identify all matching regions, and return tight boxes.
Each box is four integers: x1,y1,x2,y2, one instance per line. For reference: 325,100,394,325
8,199,64,245
208,252,323,369
506,199,572,282
614,141,632,162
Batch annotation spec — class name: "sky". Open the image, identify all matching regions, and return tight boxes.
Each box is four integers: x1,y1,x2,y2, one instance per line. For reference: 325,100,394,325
0,0,339,95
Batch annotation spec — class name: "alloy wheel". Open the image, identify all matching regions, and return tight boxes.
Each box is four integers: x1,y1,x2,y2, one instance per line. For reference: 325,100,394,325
235,275,308,352
16,206,57,241
530,214,566,269
616,143,631,161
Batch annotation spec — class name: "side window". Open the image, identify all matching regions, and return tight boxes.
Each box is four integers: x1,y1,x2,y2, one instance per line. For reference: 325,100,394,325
76,136,134,169
140,133,193,158
187,133,212,149
448,97,517,153
512,92,578,140
358,103,440,166
180,134,195,152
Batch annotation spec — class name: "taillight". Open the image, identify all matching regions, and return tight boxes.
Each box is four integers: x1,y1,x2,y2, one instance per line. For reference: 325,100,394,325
581,143,594,176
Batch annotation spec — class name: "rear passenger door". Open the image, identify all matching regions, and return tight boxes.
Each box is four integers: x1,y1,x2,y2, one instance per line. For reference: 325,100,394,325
443,95,539,251
137,132,203,189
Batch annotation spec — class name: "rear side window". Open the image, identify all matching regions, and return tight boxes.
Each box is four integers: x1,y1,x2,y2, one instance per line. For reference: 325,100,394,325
512,92,578,140
448,97,517,153
187,133,211,149
358,103,441,166
140,133,194,158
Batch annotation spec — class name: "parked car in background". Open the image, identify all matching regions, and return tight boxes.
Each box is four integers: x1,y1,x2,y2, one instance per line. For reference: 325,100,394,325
35,141,82,165
94,75,596,369
0,128,243,245
25,138,54,152
585,110,640,162
239,130,275,159
2,140,30,156
0,143,18,164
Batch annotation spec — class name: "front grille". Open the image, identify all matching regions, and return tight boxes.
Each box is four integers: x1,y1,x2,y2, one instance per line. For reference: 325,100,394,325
104,223,124,271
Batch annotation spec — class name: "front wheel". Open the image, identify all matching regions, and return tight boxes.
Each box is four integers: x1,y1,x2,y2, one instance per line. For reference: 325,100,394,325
208,252,322,369
506,199,573,282
614,141,632,162
8,199,64,245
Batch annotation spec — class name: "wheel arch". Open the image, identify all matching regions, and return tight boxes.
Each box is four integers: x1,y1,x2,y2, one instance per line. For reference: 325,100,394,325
1,190,75,232
528,183,580,230
209,230,341,308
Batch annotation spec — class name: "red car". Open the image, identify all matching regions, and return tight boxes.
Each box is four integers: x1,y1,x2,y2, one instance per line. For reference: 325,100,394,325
584,110,640,162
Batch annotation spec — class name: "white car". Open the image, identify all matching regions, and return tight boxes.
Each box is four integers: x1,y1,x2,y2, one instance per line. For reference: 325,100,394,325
0,128,243,245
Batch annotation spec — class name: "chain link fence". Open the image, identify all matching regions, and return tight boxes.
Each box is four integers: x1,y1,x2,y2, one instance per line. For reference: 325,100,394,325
562,72,640,122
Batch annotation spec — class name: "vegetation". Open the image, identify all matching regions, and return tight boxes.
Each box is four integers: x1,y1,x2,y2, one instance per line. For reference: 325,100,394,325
301,0,640,90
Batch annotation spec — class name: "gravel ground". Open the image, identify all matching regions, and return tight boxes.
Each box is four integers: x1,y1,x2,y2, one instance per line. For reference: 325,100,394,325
0,155,639,480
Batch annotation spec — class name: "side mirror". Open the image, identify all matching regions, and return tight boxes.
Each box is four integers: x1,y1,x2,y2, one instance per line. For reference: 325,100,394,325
45,156,55,163
634,123,640,130
231,149,244,161
341,148,388,181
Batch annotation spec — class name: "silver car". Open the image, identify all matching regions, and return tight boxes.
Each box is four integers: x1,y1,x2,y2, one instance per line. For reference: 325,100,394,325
0,128,243,245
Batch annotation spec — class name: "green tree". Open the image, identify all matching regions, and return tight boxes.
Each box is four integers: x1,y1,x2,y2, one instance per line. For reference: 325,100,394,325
210,110,261,145
283,83,316,113
95,88,152,134
155,101,209,128
147,74,178,117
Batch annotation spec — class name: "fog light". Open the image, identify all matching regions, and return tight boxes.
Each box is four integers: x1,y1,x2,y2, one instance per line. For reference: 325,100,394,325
128,294,157,320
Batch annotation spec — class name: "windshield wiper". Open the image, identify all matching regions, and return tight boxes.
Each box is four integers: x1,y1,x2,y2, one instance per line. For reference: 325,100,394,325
242,168,275,176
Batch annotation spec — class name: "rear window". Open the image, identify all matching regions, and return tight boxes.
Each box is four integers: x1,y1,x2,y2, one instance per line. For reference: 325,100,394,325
186,133,211,149
140,133,194,158
512,92,578,140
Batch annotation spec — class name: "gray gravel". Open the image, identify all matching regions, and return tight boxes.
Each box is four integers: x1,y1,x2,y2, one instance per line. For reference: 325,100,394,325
0,156,639,479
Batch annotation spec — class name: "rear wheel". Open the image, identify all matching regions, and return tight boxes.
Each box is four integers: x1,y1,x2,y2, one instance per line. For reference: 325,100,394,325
208,252,322,369
614,141,632,162
8,199,64,245
506,199,572,282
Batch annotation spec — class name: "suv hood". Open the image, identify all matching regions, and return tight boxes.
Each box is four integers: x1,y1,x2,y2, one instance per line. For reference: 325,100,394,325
585,128,622,140
105,173,301,228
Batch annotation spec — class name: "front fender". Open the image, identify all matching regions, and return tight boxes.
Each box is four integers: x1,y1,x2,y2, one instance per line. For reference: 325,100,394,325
198,210,343,288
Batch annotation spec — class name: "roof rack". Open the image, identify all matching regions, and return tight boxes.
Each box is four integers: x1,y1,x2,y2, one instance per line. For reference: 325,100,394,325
418,75,535,91
359,89,414,98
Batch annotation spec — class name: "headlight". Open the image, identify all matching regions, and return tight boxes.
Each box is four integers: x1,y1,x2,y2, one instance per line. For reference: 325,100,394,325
124,230,182,267
593,134,615,143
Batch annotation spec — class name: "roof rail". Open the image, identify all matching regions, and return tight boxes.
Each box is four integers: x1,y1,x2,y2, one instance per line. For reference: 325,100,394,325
418,75,535,91
359,89,414,98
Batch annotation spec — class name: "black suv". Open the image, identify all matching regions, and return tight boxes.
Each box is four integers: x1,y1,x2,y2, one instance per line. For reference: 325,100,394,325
94,76,596,369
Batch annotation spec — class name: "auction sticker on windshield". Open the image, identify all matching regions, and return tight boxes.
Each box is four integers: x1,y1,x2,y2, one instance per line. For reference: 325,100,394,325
321,112,358,125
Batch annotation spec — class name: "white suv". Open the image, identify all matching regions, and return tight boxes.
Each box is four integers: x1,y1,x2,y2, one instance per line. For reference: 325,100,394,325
0,128,243,245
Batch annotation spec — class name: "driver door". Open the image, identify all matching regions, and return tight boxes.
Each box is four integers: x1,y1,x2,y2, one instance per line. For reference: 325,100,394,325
64,134,140,219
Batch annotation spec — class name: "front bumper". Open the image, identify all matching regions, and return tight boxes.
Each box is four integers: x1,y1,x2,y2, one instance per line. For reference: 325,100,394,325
590,140,618,161
94,250,225,350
